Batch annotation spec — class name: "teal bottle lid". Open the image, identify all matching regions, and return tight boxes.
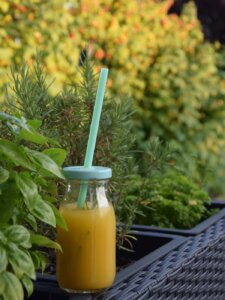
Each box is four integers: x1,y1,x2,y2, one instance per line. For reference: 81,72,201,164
63,166,112,180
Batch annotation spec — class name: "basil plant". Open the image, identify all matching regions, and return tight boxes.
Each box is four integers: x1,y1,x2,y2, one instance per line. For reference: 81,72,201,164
0,112,67,300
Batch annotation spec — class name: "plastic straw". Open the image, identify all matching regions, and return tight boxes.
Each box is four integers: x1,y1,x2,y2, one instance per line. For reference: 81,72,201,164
77,68,108,208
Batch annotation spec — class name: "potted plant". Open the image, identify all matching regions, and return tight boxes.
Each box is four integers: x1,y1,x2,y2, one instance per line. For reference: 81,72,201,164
129,172,225,236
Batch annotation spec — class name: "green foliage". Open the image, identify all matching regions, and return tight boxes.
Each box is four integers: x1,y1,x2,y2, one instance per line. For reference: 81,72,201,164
5,55,212,238
134,172,211,229
1,0,225,193
116,137,178,245
0,112,66,300
4,56,140,227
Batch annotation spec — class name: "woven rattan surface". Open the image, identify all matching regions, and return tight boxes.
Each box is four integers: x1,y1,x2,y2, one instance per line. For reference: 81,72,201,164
93,216,225,300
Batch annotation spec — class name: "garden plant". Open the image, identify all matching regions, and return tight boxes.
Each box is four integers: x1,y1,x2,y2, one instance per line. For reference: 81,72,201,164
0,112,67,300
1,0,225,195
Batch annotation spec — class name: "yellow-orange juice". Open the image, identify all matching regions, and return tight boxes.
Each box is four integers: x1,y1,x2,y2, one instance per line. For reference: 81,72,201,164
56,203,116,292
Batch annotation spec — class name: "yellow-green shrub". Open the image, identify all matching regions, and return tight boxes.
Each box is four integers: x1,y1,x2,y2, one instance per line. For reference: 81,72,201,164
1,0,225,192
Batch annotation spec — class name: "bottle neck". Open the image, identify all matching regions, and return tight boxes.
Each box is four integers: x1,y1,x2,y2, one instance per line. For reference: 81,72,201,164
64,179,110,209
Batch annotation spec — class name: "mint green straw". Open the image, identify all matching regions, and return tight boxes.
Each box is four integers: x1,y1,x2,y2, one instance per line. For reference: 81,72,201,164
77,68,108,208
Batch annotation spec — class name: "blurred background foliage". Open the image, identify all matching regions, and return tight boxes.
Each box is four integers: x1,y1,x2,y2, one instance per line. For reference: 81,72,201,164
1,0,225,197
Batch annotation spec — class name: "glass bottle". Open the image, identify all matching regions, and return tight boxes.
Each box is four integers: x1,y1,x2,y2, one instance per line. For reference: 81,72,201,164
56,166,116,293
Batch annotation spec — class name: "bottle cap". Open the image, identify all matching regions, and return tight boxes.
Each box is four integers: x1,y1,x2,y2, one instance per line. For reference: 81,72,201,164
63,166,112,180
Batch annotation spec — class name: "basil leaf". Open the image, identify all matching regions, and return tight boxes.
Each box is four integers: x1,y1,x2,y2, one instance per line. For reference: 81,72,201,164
4,225,31,248
26,149,65,179
0,271,24,300
0,139,34,171
8,244,36,280
0,168,9,184
30,234,62,251
42,148,67,166
0,246,7,273
21,274,33,297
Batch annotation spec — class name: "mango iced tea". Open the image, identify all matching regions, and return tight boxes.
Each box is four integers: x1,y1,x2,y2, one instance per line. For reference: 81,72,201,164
56,203,116,292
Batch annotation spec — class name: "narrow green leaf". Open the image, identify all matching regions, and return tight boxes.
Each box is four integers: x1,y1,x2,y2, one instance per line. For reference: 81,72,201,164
26,149,65,179
0,168,9,184
24,213,37,231
8,244,36,280
1,271,24,300
30,234,62,251
4,225,31,248
39,253,47,273
48,203,68,230
30,251,46,273
0,246,7,273
0,139,34,171
29,251,40,270
21,274,33,297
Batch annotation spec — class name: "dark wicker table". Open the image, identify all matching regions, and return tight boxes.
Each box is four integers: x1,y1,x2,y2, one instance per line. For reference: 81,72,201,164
32,209,225,300
92,216,225,299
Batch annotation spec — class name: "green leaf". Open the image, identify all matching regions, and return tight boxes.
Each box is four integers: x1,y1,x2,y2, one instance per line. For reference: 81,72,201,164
8,244,36,279
26,149,65,179
42,148,67,166
30,251,46,273
24,213,37,231
39,253,47,273
15,173,56,226
42,182,58,197
1,271,24,300
0,112,21,124
0,168,9,184
27,119,42,130
30,234,62,251
0,113,46,144
4,225,31,248
32,195,56,227
0,183,18,227
29,251,40,270
0,272,5,294
0,246,7,273
0,139,34,171
15,173,38,210
21,274,33,297
48,203,68,230
18,128,48,145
